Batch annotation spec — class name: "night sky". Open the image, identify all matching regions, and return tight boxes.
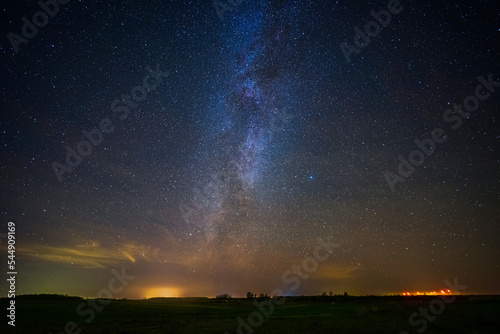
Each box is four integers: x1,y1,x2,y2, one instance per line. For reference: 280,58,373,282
1,0,499,299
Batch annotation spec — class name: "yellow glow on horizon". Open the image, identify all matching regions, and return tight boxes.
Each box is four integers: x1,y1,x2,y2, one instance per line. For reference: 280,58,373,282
144,286,181,298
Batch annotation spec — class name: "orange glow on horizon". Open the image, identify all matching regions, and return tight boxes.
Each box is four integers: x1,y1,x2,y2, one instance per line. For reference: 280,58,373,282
143,287,182,299
400,289,453,296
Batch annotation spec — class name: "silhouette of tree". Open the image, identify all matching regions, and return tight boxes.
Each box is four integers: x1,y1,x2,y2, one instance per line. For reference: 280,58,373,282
215,293,232,299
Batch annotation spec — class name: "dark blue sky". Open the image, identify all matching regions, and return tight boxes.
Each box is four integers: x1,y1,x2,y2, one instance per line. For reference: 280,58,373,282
1,0,499,298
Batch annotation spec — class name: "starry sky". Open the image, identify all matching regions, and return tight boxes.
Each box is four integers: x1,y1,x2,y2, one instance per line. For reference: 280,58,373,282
1,0,499,299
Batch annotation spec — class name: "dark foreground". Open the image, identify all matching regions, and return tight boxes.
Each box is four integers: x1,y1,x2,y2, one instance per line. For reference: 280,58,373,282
1,295,499,333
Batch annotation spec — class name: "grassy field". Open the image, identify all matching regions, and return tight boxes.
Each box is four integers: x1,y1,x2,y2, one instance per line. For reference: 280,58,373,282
1,295,499,333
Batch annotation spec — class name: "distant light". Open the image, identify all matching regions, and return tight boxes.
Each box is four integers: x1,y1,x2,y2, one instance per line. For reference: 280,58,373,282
144,287,180,298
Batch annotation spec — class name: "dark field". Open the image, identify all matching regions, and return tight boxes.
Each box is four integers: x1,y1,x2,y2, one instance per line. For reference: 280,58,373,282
2,295,499,333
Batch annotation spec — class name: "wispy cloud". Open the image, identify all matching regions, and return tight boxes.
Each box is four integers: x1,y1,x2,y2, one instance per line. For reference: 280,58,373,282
18,242,136,268
17,237,196,269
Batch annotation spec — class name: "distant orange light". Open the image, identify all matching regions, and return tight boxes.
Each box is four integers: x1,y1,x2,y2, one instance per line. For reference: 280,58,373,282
401,290,455,296
143,286,181,299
